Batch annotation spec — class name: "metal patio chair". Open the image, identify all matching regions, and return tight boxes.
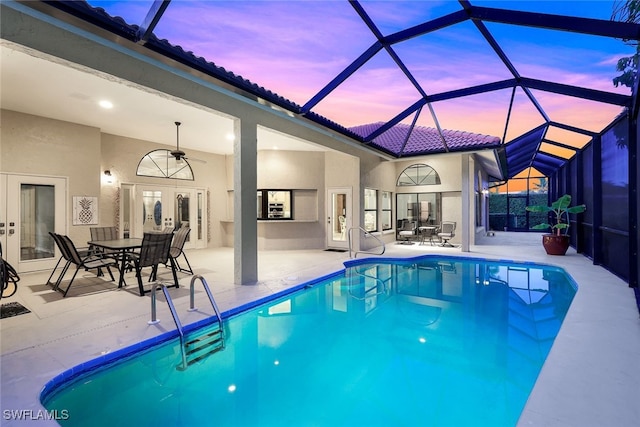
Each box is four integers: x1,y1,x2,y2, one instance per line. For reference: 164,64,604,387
168,227,193,275
126,232,178,296
398,220,417,244
437,221,456,247
54,234,117,297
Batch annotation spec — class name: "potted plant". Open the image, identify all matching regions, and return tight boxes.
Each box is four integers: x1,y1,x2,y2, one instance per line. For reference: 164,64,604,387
526,194,586,255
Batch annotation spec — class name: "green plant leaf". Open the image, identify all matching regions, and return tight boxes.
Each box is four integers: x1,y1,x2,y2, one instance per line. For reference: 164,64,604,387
567,204,586,214
531,223,551,230
552,194,571,210
525,205,551,213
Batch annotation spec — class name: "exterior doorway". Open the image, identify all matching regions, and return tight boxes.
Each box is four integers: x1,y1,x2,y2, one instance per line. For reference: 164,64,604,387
0,173,67,273
130,184,206,249
326,187,351,249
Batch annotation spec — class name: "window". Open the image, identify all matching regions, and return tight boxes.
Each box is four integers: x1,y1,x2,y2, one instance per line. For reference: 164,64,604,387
364,188,377,232
381,191,392,231
257,190,292,220
476,172,483,227
397,164,441,186
396,193,440,228
136,149,194,180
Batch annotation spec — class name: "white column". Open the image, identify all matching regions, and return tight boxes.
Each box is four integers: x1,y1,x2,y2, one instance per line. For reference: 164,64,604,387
461,154,470,252
233,119,258,284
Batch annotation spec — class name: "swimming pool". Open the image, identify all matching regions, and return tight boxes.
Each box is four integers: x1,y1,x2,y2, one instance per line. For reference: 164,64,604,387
41,255,577,426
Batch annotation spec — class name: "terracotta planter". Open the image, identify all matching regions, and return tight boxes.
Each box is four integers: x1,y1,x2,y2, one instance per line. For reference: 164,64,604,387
542,234,570,255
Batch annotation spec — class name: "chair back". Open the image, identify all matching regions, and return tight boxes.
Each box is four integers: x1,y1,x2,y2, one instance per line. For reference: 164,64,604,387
58,234,84,266
170,227,191,258
138,232,173,268
90,226,117,241
50,232,71,262
440,221,456,235
402,220,417,231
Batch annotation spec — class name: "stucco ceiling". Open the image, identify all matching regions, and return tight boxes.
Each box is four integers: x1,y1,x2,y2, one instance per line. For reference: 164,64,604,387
0,42,328,157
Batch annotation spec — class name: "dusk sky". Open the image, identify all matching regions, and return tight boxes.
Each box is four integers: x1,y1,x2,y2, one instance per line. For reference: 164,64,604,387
88,1,636,152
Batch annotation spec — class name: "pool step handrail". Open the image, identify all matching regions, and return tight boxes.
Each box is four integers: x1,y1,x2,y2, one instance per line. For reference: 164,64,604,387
149,282,188,369
148,276,225,370
348,227,385,259
188,275,224,330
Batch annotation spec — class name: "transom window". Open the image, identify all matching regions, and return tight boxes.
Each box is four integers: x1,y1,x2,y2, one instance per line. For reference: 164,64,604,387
397,164,441,186
136,149,194,180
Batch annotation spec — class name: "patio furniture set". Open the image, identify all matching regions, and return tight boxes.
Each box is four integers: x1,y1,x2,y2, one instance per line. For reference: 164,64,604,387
397,221,456,247
47,226,193,297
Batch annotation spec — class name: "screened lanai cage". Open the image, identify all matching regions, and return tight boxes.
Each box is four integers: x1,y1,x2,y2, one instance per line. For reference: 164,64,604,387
1,0,638,289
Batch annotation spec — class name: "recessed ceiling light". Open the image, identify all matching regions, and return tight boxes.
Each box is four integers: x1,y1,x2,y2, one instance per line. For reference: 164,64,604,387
98,100,113,109
225,133,235,141
273,146,278,150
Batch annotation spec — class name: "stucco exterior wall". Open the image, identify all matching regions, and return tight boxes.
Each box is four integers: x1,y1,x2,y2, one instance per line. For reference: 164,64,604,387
1,109,101,244
100,133,228,247
220,149,357,250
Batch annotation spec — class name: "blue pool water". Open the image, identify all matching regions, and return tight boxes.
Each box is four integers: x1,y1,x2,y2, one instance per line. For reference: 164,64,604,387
42,256,577,426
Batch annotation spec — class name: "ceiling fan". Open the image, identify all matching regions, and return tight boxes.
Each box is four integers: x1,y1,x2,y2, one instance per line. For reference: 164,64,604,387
170,121,206,163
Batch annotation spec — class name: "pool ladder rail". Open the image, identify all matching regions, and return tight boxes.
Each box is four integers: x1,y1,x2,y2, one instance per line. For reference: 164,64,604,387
347,227,385,259
149,275,225,371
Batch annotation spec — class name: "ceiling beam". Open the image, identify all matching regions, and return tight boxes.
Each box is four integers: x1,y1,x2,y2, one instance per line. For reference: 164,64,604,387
301,41,382,113
385,10,470,44
468,5,640,40
137,0,170,43
521,77,631,107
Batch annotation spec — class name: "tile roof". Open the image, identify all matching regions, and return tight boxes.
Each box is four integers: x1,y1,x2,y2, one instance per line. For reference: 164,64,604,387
349,122,501,156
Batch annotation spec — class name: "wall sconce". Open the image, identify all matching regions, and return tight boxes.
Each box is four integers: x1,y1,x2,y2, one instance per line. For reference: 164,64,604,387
104,170,113,185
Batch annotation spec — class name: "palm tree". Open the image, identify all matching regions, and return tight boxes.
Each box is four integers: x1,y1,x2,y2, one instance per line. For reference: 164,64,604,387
611,0,639,90
532,178,548,194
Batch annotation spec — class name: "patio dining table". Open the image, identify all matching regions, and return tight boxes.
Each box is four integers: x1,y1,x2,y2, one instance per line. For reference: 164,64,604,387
87,238,142,289
419,226,438,246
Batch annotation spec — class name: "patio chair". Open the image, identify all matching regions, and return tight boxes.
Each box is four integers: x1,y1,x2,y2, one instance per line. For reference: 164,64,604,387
126,232,178,296
168,227,193,275
54,234,117,297
437,221,456,247
89,226,119,257
46,232,92,288
398,220,417,244
90,226,118,242
338,215,346,239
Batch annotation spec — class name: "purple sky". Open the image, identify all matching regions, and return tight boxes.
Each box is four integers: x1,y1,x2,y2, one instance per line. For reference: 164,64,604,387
90,1,635,150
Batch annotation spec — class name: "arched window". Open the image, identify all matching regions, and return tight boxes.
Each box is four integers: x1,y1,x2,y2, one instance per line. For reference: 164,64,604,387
396,164,440,186
136,149,194,180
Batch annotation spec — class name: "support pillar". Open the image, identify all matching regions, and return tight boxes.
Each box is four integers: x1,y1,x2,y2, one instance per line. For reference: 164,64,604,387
233,119,258,285
461,154,470,252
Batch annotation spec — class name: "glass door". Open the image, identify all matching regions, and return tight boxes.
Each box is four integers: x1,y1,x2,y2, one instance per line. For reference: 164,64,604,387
326,187,351,249
1,173,67,273
134,185,206,249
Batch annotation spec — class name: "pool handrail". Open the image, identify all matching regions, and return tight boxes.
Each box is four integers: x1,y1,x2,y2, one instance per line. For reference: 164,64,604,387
188,275,224,346
149,282,187,369
148,276,225,369
348,226,385,259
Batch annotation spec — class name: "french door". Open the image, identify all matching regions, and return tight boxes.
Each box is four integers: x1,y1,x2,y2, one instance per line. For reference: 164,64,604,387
0,173,67,273
326,187,352,249
132,185,206,249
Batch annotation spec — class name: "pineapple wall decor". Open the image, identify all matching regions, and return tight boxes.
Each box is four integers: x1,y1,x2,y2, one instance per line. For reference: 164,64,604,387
73,196,98,225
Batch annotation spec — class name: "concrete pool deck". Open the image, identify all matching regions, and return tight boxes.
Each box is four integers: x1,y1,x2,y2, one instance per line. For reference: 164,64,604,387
1,232,639,426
